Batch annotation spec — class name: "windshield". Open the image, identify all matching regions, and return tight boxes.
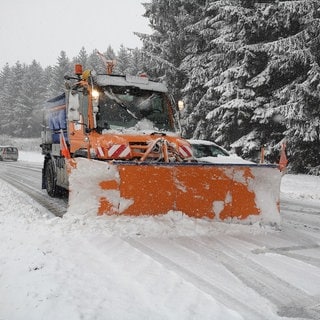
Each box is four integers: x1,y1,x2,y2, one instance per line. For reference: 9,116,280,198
95,86,173,132
191,144,229,158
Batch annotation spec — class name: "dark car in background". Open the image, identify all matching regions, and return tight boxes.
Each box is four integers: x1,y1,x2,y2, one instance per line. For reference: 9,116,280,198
0,146,19,161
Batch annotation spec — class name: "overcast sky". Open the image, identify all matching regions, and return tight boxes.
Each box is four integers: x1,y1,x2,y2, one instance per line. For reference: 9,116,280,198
0,0,151,68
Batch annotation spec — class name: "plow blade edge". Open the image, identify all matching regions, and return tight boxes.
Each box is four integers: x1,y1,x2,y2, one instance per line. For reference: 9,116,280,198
68,159,282,222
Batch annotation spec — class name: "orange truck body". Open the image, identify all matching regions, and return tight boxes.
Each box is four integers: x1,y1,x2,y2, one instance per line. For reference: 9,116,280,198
41,65,282,222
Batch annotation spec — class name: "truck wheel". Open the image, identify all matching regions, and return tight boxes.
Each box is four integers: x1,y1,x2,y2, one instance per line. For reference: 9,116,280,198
45,159,60,197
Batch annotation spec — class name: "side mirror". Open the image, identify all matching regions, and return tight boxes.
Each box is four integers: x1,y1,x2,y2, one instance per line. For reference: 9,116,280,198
68,92,80,121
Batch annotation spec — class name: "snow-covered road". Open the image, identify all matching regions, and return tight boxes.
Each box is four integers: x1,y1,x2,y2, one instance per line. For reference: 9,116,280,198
0,159,67,217
0,153,320,320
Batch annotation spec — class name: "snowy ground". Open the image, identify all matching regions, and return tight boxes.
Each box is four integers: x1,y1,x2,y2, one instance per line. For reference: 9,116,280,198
0,151,320,320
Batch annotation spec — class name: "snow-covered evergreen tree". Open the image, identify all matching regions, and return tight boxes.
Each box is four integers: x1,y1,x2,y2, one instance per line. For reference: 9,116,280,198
87,50,105,74
0,61,47,137
48,51,72,96
104,45,116,62
0,61,27,136
18,60,47,137
130,48,145,76
0,63,12,135
114,45,132,74
181,0,320,173
73,47,89,69
136,0,207,101
43,66,53,100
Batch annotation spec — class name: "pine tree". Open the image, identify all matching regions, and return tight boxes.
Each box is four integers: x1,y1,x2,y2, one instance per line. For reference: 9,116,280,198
104,45,116,61
43,66,53,100
0,63,13,135
87,50,107,74
1,62,27,136
48,51,72,96
18,60,47,137
130,48,145,76
136,0,207,101
115,45,132,74
73,47,89,69
181,0,320,173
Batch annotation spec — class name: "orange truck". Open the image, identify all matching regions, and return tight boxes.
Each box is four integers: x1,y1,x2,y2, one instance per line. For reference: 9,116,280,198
41,64,282,222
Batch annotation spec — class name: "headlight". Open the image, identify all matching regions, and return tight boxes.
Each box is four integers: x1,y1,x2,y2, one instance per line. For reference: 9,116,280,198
92,89,99,100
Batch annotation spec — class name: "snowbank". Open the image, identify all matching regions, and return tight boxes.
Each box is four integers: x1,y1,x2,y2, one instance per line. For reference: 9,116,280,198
18,150,43,163
281,174,320,202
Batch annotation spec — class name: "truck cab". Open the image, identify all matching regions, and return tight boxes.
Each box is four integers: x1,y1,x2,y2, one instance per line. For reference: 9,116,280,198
62,70,190,161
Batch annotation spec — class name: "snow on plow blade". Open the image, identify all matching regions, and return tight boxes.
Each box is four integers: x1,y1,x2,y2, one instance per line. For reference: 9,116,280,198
68,158,282,223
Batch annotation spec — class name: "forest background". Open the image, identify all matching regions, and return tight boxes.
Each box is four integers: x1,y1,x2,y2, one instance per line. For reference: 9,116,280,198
0,0,319,175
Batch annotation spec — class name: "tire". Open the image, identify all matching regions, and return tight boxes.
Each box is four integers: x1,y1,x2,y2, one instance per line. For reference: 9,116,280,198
45,158,61,197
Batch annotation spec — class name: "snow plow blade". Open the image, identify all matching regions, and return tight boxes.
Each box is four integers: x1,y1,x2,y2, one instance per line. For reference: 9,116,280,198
68,159,282,223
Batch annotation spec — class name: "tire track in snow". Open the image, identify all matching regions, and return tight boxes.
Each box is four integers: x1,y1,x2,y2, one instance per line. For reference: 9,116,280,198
2,161,42,173
190,236,320,320
126,235,320,320
233,230,320,269
0,169,67,218
280,200,320,233
231,200,320,269
251,242,320,269
125,237,273,320
281,199,320,215
281,208,320,230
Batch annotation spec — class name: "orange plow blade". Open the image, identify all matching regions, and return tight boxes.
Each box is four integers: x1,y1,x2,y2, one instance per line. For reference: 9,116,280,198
68,159,282,223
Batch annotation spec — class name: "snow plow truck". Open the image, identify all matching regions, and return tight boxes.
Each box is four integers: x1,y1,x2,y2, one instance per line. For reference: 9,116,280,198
41,64,283,222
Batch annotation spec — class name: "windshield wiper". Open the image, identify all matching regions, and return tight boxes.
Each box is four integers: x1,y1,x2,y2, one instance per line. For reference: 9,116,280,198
104,89,139,120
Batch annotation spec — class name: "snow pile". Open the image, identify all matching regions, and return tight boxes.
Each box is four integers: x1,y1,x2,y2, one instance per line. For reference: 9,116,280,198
281,174,320,203
245,166,282,226
18,150,43,163
196,155,254,164
67,158,132,217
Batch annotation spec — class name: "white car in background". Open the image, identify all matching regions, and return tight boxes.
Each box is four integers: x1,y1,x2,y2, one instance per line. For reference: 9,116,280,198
188,139,254,164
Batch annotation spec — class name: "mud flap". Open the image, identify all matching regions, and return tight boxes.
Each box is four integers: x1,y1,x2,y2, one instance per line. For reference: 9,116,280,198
67,159,282,223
